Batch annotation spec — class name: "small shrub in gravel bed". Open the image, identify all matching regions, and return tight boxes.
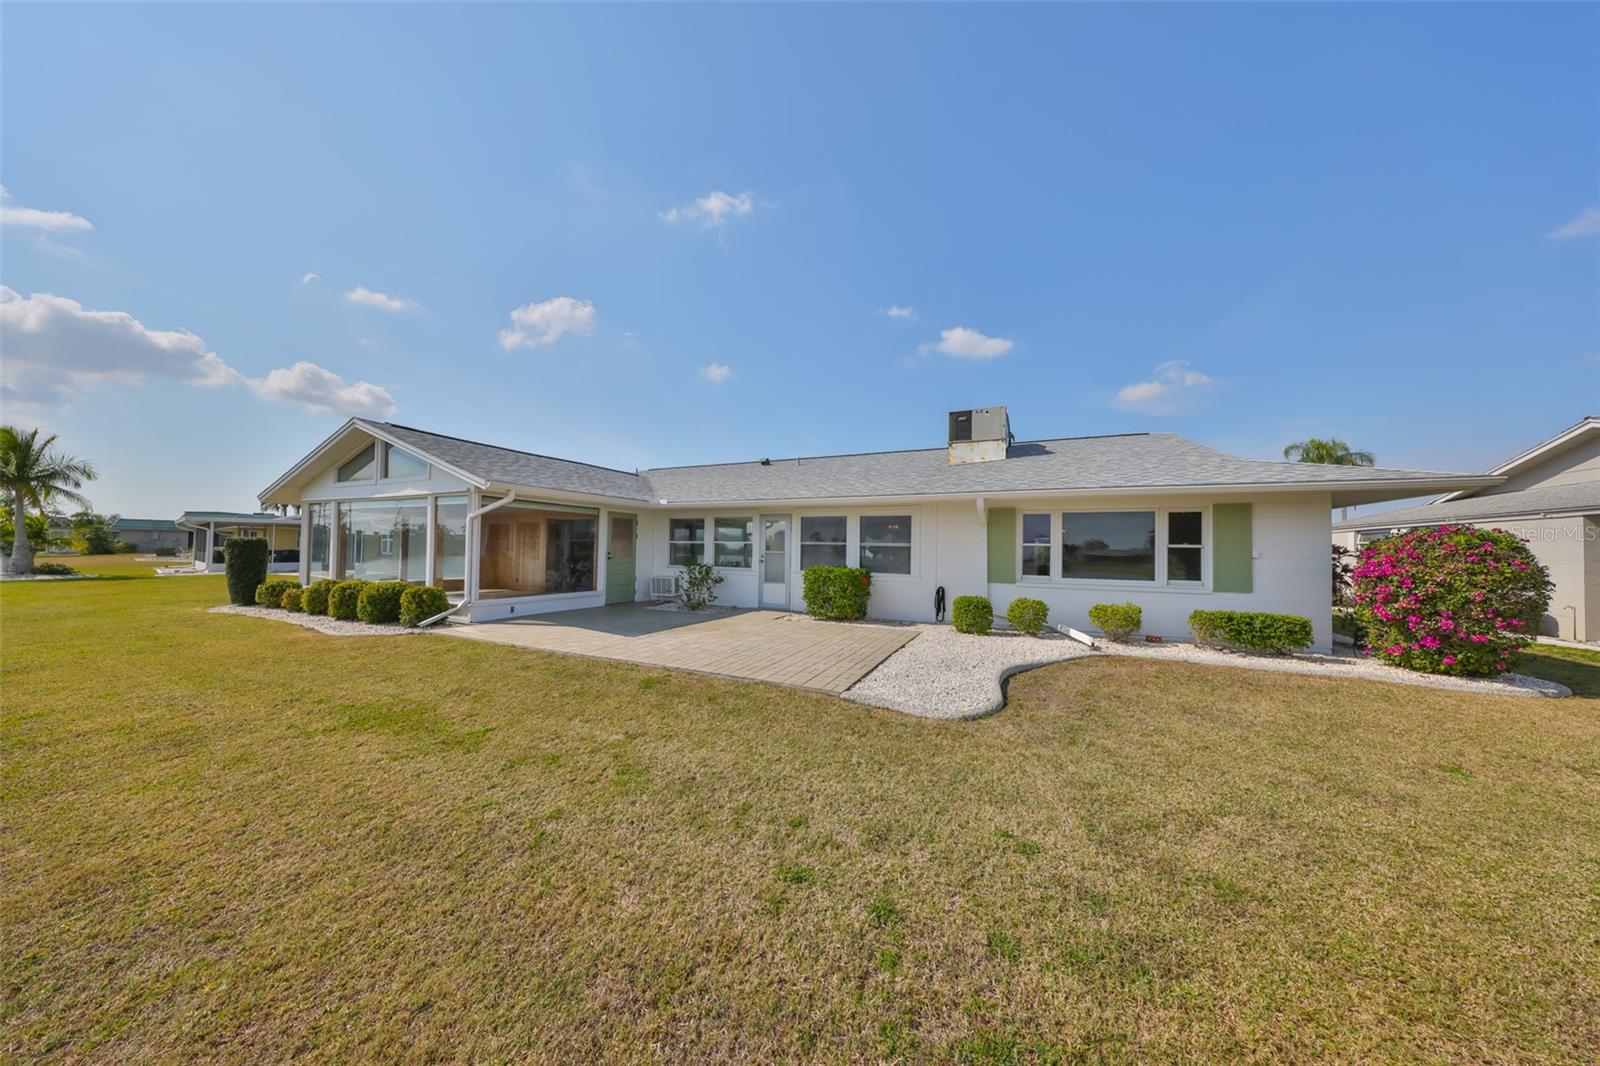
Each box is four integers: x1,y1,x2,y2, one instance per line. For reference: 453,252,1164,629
802,566,872,621
356,581,407,624
327,580,370,620
256,577,299,609
302,578,338,616
30,562,78,576
400,585,450,627
281,585,305,611
952,595,993,635
1088,602,1142,643
1189,610,1313,654
1005,597,1049,635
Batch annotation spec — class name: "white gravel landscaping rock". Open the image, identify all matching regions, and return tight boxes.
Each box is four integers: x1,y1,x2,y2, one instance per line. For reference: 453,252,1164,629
844,625,1568,719
208,604,429,637
843,625,1091,720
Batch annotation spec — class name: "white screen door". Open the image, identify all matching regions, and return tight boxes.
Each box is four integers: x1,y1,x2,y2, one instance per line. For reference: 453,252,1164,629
759,515,790,609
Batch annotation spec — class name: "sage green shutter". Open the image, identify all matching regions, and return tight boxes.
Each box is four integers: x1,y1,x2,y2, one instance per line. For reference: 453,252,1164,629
986,507,1016,584
1212,503,1252,593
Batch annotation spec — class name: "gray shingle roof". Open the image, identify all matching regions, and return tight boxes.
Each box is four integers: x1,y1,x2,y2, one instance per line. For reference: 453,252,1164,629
375,423,652,501
367,422,1482,505
1334,481,1600,531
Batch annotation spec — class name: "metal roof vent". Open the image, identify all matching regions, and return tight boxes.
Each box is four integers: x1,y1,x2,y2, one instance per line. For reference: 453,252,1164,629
948,407,1010,464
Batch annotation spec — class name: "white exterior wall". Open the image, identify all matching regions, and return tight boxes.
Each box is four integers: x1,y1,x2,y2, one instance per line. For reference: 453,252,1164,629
988,492,1334,652
1493,515,1593,641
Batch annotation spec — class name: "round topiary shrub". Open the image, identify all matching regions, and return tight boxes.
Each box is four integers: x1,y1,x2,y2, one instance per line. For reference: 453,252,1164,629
1087,602,1142,643
302,578,338,616
400,585,451,627
223,537,270,606
952,595,993,635
282,585,305,612
1005,597,1049,636
255,577,299,609
356,581,407,624
327,580,370,620
1350,525,1552,677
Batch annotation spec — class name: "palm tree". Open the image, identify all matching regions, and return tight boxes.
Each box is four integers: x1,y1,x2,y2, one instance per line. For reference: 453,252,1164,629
1,427,97,576
1282,437,1376,467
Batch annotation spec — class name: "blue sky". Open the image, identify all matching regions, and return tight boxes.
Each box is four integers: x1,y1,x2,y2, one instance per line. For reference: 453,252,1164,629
2,3,1595,519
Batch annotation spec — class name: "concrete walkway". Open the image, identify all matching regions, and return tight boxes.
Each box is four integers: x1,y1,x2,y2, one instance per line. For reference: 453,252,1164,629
438,604,916,694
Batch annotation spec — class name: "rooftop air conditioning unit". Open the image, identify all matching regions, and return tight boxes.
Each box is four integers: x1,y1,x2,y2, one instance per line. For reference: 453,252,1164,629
947,406,1010,464
648,575,679,600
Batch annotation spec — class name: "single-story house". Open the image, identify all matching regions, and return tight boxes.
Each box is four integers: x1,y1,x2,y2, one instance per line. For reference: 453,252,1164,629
259,408,1496,650
109,517,194,554
176,511,304,573
1335,417,1598,642
258,408,1497,650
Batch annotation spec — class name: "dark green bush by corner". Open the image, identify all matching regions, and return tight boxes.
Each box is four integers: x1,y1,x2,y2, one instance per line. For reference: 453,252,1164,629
1188,610,1313,654
327,580,370,620
281,585,305,612
952,595,993,635
1005,597,1049,636
302,578,338,616
400,585,450,627
356,581,408,624
256,577,299,609
801,566,872,620
223,538,270,606
1087,602,1142,643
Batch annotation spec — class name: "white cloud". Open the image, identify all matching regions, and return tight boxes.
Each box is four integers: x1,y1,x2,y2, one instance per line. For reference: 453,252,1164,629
1547,206,1599,240
924,326,1014,360
699,362,733,383
0,286,395,419
345,285,416,311
0,186,93,232
661,189,756,230
883,305,917,320
248,362,396,418
301,272,320,285
1114,360,1215,414
498,296,598,350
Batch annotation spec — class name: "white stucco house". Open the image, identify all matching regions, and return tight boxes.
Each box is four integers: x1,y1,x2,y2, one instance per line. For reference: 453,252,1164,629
1335,417,1599,642
259,407,1497,651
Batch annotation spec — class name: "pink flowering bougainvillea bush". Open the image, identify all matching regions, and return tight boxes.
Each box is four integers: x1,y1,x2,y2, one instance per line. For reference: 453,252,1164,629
1350,525,1552,677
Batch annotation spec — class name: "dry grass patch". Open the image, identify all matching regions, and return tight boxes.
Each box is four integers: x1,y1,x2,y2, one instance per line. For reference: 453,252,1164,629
3,571,1598,1062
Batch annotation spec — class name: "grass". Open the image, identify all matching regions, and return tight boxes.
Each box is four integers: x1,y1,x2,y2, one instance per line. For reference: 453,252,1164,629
4,570,1599,1062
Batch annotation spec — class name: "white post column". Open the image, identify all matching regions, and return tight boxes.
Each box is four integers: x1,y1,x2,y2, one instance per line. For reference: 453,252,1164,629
425,496,437,588
299,509,311,585
204,524,215,572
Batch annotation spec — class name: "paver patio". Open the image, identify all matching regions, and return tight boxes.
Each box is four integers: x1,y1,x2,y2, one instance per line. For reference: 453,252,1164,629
438,604,916,694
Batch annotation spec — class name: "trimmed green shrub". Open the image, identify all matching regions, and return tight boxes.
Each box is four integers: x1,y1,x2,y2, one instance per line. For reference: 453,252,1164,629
1005,597,1049,636
356,581,407,624
1189,609,1313,654
154,546,179,558
256,577,299,608
1087,602,1142,643
952,595,993,635
801,566,872,621
223,537,270,606
31,562,78,576
327,580,370,620
302,578,338,616
281,585,305,611
1351,524,1552,677
400,585,451,627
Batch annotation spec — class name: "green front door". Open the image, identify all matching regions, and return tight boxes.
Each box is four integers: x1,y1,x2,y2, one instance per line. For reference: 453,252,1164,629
606,512,637,604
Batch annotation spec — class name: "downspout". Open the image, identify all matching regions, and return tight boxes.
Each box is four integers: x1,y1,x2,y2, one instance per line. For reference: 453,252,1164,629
417,490,517,628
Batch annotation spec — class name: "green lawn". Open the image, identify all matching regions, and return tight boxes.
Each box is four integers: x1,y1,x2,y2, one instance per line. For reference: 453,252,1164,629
4,571,1598,1062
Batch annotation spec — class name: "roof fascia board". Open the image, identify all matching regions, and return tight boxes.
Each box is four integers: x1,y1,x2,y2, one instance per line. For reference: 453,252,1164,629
258,419,491,504
1433,417,1599,504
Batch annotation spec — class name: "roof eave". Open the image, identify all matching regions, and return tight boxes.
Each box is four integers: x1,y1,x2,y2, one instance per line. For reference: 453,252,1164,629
258,418,492,505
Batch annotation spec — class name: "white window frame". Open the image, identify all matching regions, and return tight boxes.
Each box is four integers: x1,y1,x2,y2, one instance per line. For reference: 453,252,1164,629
379,442,430,483
798,514,849,571
856,511,917,580
709,515,755,571
1015,506,1211,591
667,516,706,568
335,441,378,484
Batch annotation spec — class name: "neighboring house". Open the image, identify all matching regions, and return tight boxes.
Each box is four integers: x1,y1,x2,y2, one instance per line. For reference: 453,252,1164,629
110,517,194,554
176,511,304,574
259,408,1493,651
1334,417,1599,642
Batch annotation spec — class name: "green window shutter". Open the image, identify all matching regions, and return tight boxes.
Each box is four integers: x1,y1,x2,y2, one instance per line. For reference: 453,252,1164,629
987,507,1017,584
1212,503,1253,593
